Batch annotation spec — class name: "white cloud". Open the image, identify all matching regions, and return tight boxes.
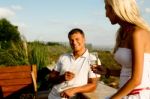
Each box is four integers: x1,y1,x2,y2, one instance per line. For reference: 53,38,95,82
0,5,23,18
11,5,23,11
0,7,15,18
145,8,150,13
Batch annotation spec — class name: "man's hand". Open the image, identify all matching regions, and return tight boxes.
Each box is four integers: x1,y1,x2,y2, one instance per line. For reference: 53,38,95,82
60,88,76,98
64,71,75,81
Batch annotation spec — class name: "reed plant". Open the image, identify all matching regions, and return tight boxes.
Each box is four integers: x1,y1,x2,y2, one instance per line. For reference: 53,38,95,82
28,41,50,70
0,41,29,66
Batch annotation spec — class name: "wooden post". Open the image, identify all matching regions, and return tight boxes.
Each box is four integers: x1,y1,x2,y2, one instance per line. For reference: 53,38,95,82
31,64,37,92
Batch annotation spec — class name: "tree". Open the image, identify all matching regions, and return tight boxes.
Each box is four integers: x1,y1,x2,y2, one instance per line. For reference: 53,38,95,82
0,18,21,42
0,18,29,66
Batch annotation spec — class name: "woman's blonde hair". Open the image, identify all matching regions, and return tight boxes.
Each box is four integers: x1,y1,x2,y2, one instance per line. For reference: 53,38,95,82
105,0,150,53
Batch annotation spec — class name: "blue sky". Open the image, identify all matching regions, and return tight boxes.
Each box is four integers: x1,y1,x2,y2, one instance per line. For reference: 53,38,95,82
0,0,150,47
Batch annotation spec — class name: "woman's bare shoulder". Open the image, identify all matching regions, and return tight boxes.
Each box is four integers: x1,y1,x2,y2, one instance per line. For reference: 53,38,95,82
132,26,149,38
132,27,150,51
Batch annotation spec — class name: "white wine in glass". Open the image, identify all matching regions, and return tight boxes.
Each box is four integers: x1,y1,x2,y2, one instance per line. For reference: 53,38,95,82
90,52,101,77
90,52,100,66
61,66,77,89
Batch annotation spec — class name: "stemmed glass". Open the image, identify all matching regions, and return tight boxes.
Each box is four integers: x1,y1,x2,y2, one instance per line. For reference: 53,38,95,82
89,52,101,77
90,52,100,66
61,66,77,90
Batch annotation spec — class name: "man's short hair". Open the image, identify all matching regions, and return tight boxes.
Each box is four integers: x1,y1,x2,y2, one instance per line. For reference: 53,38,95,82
68,28,85,38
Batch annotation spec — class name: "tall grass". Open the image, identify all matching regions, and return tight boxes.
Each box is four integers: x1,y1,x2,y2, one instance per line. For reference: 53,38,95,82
48,44,71,64
28,41,50,70
0,41,29,66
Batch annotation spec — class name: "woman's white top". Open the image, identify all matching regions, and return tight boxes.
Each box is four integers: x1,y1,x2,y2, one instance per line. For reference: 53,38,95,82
114,48,150,89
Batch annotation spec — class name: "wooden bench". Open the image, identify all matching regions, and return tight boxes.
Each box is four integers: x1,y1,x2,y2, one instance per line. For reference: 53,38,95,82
0,65,37,99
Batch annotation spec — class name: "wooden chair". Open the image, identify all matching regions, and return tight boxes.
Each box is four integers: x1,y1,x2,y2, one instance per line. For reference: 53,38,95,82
0,65,37,99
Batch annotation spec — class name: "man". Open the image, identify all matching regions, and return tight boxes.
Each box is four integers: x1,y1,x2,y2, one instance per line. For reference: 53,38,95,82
48,28,100,99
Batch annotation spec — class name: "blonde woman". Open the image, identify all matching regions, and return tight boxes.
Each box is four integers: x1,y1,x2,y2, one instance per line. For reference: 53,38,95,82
93,0,150,98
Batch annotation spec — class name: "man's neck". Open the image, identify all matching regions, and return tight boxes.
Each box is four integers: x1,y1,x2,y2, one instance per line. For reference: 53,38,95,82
73,48,86,59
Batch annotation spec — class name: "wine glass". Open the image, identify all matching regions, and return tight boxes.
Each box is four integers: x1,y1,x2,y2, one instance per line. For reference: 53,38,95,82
89,52,101,77
90,52,99,66
61,66,77,89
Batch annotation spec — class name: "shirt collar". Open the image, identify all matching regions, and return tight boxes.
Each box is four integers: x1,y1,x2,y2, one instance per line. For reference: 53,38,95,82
70,49,89,58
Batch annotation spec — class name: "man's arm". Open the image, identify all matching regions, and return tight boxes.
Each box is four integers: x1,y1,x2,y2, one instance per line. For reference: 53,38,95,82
60,77,99,97
73,77,98,93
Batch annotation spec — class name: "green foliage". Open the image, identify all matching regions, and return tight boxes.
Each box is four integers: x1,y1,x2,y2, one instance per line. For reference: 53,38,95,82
47,42,62,46
27,41,69,70
0,18,28,66
48,44,70,63
0,18,21,42
28,41,51,70
97,50,121,70
0,41,29,66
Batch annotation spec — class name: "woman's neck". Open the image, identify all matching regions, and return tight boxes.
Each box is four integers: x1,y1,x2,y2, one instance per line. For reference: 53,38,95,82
119,21,135,29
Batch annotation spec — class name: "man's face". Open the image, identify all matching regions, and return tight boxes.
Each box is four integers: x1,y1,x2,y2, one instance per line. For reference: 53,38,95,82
69,32,85,52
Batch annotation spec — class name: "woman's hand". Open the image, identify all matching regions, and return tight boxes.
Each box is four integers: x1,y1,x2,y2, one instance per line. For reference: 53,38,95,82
91,65,107,75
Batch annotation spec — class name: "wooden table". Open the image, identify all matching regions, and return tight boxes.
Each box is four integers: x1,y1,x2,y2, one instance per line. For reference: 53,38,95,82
83,82,117,99
38,82,117,99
